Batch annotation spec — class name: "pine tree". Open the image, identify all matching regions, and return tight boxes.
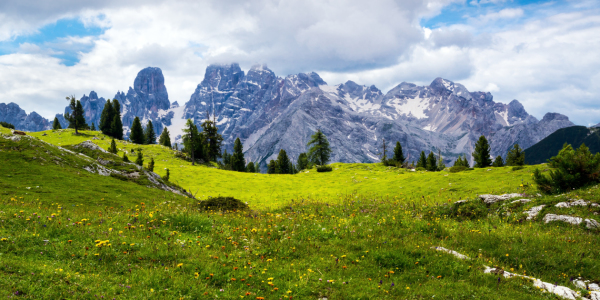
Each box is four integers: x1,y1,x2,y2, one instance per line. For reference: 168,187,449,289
297,153,310,170
437,150,446,171
201,113,223,162
129,117,145,144
182,119,202,165
246,162,256,173
52,117,62,130
506,144,525,166
307,129,331,166
231,137,246,172
416,151,427,169
222,150,232,170
393,141,405,164
108,138,118,154
267,160,277,174
289,162,296,174
144,120,156,144
122,152,129,162
472,135,492,168
99,99,114,135
426,152,437,171
135,150,144,167
164,168,170,181
159,127,172,147
64,96,87,134
147,157,155,172
91,122,96,131
111,100,123,140
492,155,504,167
277,149,291,174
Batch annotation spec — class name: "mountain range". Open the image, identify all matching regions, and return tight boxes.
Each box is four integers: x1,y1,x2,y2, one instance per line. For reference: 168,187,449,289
0,64,576,170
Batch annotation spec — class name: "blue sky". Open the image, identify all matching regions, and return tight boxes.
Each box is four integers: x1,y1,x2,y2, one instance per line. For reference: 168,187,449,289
0,0,599,126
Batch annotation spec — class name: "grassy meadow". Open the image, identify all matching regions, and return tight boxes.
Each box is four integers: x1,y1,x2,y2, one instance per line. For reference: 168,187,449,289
0,127,598,299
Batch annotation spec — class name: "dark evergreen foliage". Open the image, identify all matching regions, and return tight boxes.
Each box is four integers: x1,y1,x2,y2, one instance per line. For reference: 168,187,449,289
416,151,427,169
164,168,170,181
144,120,156,144
246,162,256,173
129,117,145,144
159,127,172,147
91,122,96,131
111,100,123,140
317,165,333,172
182,119,203,165
99,99,114,135
472,135,492,168
277,149,291,174
492,155,504,167
524,126,600,165
135,150,144,166
393,141,405,164
197,196,249,212
231,138,246,172
122,152,129,162
453,155,470,167
506,144,525,166
426,152,437,171
307,129,331,166
297,152,310,170
201,118,223,162
108,138,118,154
147,157,155,172
1,121,15,129
267,160,277,174
51,117,61,130
534,143,600,194
64,96,88,134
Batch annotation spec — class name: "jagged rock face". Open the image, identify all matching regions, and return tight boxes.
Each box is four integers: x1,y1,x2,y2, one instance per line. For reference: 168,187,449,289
114,67,172,139
0,102,50,131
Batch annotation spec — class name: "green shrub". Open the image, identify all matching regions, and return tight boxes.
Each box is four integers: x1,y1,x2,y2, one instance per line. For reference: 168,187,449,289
427,200,488,222
512,166,524,171
316,165,333,172
534,143,600,194
0,121,15,129
197,196,249,212
449,166,467,173
415,167,426,171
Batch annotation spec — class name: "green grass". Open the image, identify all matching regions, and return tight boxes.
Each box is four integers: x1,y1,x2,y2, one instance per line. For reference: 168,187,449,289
0,126,597,299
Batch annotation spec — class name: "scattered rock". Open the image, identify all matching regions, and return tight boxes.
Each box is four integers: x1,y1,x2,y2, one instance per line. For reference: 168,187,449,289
92,137,100,140
510,199,531,204
533,279,580,300
72,140,109,153
543,214,600,229
454,200,468,204
556,200,599,208
431,246,470,260
479,193,522,204
525,205,545,220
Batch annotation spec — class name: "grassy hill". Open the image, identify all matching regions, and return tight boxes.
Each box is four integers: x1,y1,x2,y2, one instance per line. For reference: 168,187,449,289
1,126,598,299
524,126,600,164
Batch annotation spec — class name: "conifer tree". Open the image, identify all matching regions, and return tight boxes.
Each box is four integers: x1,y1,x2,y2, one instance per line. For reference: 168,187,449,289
426,152,437,171
393,141,405,164
135,150,144,167
52,117,62,130
91,122,96,131
129,117,145,144
108,138,118,154
111,100,123,140
277,149,291,174
201,113,223,162
144,120,156,144
100,99,114,135
493,155,504,167
416,151,427,169
437,150,446,171
159,127,171,147
297,153,310,170
231,137,246,172
246,162,256,173
182,119,202,165
164,168,170,181
307,129,331,166
472,135,492,168
147,157,155,172
222,149,232,170
64,96,87,134
122,152,129,162
506,144,525,166
267,160,277,174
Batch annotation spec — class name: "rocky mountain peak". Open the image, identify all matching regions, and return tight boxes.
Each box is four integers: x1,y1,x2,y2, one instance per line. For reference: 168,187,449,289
541,112,570,123
201,63,245,91
0,102,50,131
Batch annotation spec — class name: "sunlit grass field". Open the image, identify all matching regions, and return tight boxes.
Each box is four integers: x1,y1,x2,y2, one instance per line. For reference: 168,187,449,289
0,127,597,299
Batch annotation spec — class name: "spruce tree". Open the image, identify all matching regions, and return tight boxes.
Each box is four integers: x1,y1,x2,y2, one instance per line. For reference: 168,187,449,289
64,96,87,134
231,137,246,172
493,155,504,167
307,129,331,166
111,100,123,140
246,162,256,173
164,168,170,181
437,150,446,171
159,127,172,147
297,153,310,170
108,138,118,154
426,152,437,171
201,115,223,162
144,120,156,144
135,150,144,167
472,135,492,168
99,99,114,135
393,141,405,164
277,149,291,174
506,144,525,166
182,119,201,165
91,122,96,131
267,160,277,174
52,117,62,130
147,157,155,172
416,151,427,169
122,152,129,162
129,117,145,144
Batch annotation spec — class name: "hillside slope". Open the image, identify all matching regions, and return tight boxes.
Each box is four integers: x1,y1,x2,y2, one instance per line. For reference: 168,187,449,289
524,126,600,164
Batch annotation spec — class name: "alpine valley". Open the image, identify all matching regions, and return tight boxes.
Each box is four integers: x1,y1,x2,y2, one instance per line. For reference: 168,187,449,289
0,64,575,169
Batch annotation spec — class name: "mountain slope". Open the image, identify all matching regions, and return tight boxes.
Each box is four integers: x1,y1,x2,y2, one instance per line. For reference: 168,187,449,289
524,126,600,164
0,102,50,131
